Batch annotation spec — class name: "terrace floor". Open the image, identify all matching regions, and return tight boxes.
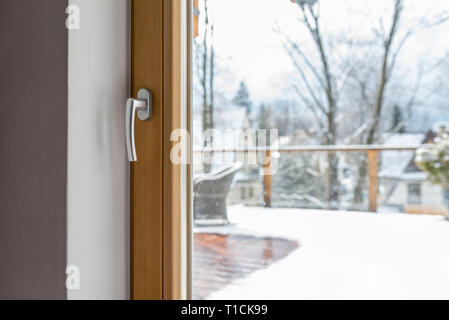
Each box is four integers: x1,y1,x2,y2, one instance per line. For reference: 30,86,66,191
194,206,449,300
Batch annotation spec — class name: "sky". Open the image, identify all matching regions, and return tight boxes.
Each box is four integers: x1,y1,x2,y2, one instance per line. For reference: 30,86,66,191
199,0,449,109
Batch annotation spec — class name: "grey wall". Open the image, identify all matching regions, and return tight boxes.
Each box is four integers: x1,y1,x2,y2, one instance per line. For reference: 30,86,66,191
0,0,68,299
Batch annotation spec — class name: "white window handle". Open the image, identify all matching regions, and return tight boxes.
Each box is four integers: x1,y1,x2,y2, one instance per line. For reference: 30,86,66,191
126,88,152,162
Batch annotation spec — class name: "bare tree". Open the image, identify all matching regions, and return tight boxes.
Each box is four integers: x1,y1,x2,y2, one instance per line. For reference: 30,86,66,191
280,0,346,207
195,0,216,173
282,0,448,209
348,0,449,205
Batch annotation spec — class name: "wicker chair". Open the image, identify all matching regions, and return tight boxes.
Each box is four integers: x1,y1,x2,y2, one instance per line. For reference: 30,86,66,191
194,163,242,225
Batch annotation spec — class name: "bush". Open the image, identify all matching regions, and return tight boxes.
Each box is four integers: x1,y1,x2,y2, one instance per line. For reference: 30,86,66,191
415,129,449,188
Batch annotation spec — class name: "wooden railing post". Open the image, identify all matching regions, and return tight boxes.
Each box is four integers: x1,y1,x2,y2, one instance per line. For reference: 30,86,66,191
263,150,272,208
367,150,379,212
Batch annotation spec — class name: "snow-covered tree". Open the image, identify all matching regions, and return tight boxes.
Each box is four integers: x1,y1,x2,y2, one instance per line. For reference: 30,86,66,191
272,153,326,209
232,81,252,115
279,0,341,207
257,103,273,146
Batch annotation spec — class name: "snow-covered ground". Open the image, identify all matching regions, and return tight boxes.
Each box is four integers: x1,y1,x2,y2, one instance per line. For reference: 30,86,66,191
202,205,449,300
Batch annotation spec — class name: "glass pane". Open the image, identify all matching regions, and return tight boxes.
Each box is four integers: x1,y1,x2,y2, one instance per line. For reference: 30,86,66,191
191,0,449,299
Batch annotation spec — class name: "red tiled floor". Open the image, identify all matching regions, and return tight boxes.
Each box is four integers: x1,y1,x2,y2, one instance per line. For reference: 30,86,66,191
193,233,300,300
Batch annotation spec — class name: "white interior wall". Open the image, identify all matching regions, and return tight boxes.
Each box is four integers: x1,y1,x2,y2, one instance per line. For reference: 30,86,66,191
67,0,130,300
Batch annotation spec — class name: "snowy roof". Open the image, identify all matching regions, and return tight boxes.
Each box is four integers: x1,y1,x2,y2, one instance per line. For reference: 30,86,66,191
399,171,428,181
379,133,425,179
382,133,425,146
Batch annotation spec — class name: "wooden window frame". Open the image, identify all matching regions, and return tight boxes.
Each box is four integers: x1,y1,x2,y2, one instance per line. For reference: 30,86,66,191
131,0,192,300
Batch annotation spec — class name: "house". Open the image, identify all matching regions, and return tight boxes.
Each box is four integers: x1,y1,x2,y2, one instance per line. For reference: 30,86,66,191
379,129,448,215
192,104,256,170
192,103,263,205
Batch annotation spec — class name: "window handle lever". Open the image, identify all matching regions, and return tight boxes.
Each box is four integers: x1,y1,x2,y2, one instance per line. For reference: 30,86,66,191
125,89,152,162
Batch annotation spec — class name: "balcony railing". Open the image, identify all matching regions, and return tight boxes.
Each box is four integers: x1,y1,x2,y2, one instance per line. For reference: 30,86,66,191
194,144,427,212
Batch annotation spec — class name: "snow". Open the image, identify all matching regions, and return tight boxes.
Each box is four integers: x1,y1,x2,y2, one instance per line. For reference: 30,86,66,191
382,133,425,147
204,205,449,300
399,171,427,181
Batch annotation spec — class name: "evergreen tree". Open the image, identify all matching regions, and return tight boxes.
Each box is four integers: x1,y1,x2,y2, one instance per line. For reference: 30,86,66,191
391,105,405,133
257,103,272,146
272,154,326,208
232,81,252,114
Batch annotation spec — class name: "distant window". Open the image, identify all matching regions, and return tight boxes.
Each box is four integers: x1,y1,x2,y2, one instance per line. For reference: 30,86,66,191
249,186,254,198
408,183,421,205
241,186,246,200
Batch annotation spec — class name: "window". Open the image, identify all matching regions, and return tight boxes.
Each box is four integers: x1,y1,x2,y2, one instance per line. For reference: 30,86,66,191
408,183,421,205
240,186,246,200
191,0,449,300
